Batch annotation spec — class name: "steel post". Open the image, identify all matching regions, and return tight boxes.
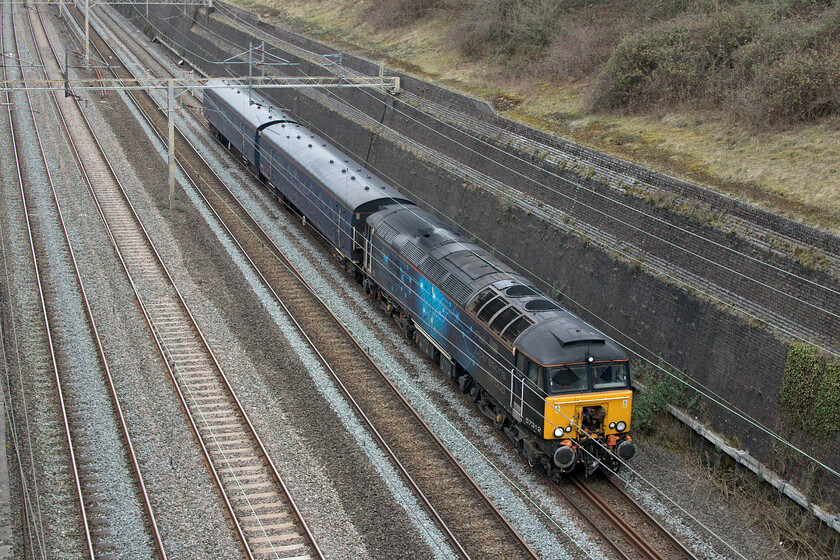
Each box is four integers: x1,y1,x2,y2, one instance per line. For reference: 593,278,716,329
168,79,175,210
64,44,70,97
84,0,90,67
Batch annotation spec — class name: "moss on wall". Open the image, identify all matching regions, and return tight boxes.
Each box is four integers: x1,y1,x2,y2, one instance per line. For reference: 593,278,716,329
813,360,840,441
780,342,840,441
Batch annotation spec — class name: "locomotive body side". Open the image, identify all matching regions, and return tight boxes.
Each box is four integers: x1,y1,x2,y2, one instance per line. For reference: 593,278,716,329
367,205,637,474
365,207,548,438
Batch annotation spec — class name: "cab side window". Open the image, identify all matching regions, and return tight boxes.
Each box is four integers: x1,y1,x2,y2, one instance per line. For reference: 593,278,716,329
527,361,542,386
516,352,527,375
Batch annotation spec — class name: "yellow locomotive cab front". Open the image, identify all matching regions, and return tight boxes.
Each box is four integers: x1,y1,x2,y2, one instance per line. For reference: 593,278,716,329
543,388,636,474
544,389,633,439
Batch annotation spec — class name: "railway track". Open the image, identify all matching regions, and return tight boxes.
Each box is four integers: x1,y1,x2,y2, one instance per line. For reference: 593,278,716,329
78,4,546,558
190,8,700,560
555,475,697,560
63,4,717,559
26,2,170,555
2,6,91,557
2,1,169,557
94,5,713,559
39,4,323,559
0,1,742,558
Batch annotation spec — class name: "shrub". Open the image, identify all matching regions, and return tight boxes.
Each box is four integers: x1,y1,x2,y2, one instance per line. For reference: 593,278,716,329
772,0,836,17
539,19,616,80
364,0,439,30
444,0,840,126
632,375,683,433
779,343,840,441
631,359,688,433
454,0,562,59
756,49,840,124
812,6,840,45
588,22,697,110
589,8,763,111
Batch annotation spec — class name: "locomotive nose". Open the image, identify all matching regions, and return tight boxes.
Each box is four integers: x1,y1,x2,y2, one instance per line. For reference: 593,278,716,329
553,445,577,470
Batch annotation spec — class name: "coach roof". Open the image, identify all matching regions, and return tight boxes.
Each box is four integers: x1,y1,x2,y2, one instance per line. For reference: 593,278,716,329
260,120,412,214
204,81,295,130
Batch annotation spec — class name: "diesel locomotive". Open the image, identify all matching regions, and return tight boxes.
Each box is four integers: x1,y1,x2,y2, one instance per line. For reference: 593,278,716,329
203,82,636,476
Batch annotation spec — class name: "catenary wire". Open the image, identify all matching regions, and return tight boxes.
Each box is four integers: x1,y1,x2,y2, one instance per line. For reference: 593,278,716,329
197,86,749,559
124,0,840,361
127,4,840,359
156,37,757,553
210,0,840,306
123,7,832,556
188,18,840,491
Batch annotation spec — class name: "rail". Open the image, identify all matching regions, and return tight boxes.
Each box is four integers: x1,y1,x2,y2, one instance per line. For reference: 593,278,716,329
25,3,168,557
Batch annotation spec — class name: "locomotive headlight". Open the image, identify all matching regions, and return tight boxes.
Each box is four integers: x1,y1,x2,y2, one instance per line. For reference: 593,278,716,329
616,421,627,432
554,426,564,438
609,422,616,430
564,425,573,433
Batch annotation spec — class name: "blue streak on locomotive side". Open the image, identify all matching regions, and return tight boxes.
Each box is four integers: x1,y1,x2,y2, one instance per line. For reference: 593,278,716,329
370,235,480,374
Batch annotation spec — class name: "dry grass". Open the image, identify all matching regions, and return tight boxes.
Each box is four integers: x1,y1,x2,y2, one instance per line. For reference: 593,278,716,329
522,100,840,231
648,417,838,559
235,0,840,234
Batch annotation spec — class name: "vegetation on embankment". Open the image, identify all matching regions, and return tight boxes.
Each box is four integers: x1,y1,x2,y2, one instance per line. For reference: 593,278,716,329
231,0,840,234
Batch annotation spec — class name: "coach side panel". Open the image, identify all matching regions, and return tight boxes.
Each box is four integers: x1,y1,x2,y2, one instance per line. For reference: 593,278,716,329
260,133,355,259
205,91,259,165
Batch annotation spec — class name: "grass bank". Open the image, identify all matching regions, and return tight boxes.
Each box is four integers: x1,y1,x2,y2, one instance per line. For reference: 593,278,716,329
230,0,840,235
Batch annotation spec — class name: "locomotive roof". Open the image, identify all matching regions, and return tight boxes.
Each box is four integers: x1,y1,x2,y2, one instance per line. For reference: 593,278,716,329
203,81,295,129
368,206,516,304
368,205,629,365
514,315,627,367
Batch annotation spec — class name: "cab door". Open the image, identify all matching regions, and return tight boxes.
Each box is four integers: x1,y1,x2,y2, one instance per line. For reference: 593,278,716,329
510,351,527,421
364,226,373,272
